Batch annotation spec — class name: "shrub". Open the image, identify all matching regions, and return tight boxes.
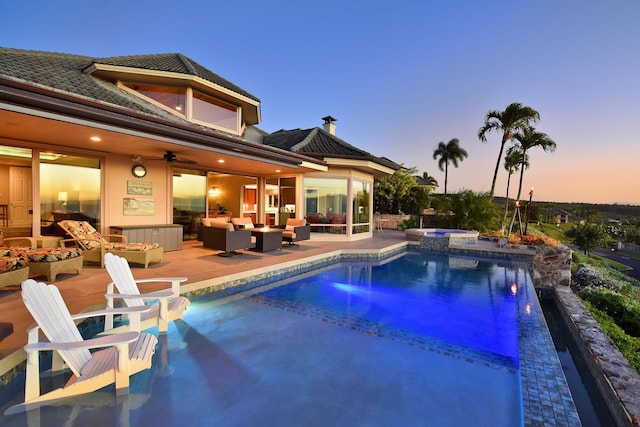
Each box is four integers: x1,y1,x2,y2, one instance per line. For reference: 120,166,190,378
581,300,640,374
572,265,629,293
402,217,420,230
579,288,640,338
506,233,559,247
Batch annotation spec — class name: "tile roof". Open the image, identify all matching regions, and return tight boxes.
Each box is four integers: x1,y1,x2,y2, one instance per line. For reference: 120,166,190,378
414,176,438,187
97,52,259,101
263,127,400,169
0,47,258,125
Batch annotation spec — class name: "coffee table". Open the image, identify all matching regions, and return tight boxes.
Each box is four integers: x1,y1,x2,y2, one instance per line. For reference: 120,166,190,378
250,228,283,252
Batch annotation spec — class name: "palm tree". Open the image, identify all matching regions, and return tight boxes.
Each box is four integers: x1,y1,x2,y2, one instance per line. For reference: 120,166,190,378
511,127,556,202
478,102,540,197
432,138,468,194
507,127,556,234
502,145,528,230
422,171,439,186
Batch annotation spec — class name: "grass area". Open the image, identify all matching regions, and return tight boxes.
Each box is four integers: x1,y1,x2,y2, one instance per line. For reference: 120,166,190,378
591,254,632,271
529,223,573,242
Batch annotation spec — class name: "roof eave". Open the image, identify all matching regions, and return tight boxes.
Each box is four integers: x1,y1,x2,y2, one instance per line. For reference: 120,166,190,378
324,157,395,177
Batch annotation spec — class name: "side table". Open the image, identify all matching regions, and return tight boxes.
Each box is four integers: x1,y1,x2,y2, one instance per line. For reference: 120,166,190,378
250,229,283,252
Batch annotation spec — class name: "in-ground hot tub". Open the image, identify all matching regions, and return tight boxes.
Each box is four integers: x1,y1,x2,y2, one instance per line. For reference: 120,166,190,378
405,228,479,250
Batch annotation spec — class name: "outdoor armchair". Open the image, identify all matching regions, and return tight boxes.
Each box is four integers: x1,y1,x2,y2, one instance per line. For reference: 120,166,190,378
200,217,255,256
281,218,311,246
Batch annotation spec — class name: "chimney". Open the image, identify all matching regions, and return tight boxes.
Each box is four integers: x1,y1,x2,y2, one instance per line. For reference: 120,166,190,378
322,115,337,135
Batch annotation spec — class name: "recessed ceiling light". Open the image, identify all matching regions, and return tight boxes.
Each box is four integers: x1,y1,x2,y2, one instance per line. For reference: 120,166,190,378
90,136,102,142
275,169,281,173
218,159,225,163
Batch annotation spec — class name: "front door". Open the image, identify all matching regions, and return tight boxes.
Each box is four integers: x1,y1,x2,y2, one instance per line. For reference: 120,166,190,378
9,166,32,227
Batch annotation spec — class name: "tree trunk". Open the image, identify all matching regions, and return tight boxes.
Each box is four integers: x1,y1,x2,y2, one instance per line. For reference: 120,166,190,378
507,156,527,234
490,133,510,197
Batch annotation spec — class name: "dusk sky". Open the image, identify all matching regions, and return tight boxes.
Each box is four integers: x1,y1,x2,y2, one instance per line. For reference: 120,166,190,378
2,1,639,205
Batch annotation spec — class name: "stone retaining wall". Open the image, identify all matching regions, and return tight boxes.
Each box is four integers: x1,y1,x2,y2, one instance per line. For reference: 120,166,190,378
552,286,640,426
531,244,572,288
375,214,410,230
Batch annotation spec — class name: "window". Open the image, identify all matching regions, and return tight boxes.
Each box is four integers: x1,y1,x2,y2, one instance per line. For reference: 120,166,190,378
192,91,238,133
122,83,240,134
304,177,347,234
123,83,185,115
173,169,206,240
40,154,101,231
352,180,370,234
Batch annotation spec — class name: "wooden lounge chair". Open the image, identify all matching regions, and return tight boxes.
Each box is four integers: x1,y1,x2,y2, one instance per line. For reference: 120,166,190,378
4,280,158,415
104,252,190,334
58,219,163,268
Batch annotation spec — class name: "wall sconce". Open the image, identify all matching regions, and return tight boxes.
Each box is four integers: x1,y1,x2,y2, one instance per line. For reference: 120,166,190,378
57,191,68,205
208,187,220,196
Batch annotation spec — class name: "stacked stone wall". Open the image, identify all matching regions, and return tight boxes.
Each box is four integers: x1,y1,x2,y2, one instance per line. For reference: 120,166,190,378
532,244,572,288
376,214,410,230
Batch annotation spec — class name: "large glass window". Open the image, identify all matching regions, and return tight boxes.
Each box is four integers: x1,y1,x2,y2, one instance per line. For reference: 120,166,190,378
304,177,347,234
123,83,186,116
192,90,238,133
352,180,370,234
123,83,239,133
173,169,206,240
40,154,101,234
279,177,296,226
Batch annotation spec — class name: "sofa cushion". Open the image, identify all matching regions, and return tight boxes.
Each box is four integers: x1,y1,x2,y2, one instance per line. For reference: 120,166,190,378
0,255,28,273
12,247,82,262
61,220,102,241
231,217,254,229
203,217,231,228
285,218,306,231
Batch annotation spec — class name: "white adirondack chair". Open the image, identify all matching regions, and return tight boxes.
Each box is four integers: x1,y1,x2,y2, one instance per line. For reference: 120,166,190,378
104,252,190,334
4,280,158,415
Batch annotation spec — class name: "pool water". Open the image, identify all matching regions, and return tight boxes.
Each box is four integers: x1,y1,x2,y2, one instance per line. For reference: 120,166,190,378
0,251,577,426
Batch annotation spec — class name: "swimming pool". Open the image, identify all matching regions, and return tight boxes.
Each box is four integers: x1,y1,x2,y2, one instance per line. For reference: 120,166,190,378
0,251,579,426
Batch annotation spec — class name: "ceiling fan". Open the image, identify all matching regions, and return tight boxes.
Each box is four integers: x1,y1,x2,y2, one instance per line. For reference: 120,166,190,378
142,151,197,165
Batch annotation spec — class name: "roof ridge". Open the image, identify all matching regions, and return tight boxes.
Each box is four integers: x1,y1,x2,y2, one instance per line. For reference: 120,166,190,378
290,128,317,151
175,53,197,75
0,46,92,60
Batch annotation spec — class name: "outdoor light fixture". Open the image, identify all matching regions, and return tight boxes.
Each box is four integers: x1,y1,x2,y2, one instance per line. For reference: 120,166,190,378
208,187,220,196
525,187,535,235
